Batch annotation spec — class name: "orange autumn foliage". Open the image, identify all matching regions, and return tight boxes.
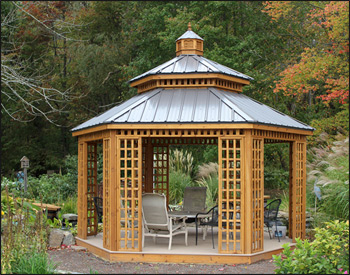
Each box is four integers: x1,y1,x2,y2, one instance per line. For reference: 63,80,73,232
263,1,349,104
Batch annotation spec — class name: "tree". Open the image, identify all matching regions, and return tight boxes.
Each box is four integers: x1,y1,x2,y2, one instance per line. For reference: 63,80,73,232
1,1,83,125
263,1,349,106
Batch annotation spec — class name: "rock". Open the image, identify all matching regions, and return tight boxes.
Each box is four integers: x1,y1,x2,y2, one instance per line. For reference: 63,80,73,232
62,214,78,227
62,230,75,246
70,245,87,252
62,214,78,221
49,229,64,248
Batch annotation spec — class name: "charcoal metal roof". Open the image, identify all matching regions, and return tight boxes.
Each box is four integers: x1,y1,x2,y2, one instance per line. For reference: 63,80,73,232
72,88,314,132
129,55,254,83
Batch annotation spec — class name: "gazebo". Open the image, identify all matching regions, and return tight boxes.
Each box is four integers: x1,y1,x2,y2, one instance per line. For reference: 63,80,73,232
71,23,314,264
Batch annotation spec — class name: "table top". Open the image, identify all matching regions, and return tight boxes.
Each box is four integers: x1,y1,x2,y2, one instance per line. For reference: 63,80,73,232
32,202,61,211
169,210,211,219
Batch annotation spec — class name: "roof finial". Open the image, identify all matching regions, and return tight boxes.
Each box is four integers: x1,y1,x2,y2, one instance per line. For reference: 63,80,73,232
188,22,192,31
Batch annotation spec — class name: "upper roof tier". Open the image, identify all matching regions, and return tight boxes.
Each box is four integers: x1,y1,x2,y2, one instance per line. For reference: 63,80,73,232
129,23,253,94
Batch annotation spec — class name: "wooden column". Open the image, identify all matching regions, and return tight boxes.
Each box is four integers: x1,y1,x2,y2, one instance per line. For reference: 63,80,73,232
243,131,253,254
288,142,293,238
251,137,264,253
77,139,87,239
289,140,307,241
102,130,117,250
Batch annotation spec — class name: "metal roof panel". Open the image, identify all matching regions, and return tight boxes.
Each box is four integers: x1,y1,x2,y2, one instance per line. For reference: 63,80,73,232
72,88,314,132
129,55,253,83
176,30,203,41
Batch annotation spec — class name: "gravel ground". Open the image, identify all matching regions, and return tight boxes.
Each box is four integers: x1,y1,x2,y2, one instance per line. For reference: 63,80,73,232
48,248,277,274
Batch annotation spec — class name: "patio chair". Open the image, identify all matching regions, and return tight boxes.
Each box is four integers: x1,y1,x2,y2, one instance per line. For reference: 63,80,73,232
170,187,207,222
93,197,103,223
264,198,282,242
195,205,218,249
195,202,235,249
142,193,188,250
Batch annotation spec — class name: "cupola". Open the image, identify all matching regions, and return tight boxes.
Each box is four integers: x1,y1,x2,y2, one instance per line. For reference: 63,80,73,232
176,22,204,56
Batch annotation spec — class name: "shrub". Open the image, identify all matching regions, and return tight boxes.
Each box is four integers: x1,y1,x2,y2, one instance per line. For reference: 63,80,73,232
309,106,349,148
60,195,78,214
27,173,77,204
196,162,219,208
307,135,349,221
1,191,52,274
168,170,192,205
10,251,57,274
273,220,349,274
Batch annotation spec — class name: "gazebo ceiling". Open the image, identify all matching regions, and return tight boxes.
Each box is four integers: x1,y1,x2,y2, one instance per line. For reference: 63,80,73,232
72,24,314,134
71,88,314,132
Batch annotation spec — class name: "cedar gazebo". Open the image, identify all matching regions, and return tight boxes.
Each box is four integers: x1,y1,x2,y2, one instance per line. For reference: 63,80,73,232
72,24,314,264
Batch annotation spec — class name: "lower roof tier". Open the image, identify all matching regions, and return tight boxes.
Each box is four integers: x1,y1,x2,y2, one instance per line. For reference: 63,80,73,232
72,88,314,133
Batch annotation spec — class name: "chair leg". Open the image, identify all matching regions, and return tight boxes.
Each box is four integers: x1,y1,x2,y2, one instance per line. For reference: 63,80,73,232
211,226,215,249
185,230,188,246
203,226,207,240
275,221,280,242
168,235,172,250
267,224,272,239
195,218,198,245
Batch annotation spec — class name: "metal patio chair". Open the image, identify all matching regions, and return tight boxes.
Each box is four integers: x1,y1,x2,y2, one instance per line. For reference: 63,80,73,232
195,202,236,249
142,193,188,250
93,197,103,223
264,198,282,242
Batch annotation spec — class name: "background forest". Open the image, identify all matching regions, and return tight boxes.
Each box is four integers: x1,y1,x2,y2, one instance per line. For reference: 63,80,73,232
1,1,349,216
1,2,349,274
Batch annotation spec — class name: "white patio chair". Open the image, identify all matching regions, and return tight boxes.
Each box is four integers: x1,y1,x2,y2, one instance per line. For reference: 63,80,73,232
142,193,188,250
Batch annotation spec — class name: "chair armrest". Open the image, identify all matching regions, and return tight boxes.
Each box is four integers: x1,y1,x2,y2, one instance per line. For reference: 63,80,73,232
195,205,217,219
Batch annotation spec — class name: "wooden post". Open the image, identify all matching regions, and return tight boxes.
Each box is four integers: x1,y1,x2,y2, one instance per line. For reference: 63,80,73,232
288,142,293,239
77,140,88,239
244,130,252,254
290,141,306,241
110,130,118,250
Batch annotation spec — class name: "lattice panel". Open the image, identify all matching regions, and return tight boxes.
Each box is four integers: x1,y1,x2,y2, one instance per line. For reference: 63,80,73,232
87,142,98,236
103,138,110,248
294,142,306,239
219,138,243,253
152,145,169,203
117,138,142,251
251,139,264,252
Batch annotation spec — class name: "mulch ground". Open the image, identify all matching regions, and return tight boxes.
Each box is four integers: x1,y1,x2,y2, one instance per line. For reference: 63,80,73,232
48,248,277,274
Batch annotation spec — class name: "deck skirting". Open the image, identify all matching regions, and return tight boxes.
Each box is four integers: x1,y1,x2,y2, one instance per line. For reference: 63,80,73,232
76,237,294,265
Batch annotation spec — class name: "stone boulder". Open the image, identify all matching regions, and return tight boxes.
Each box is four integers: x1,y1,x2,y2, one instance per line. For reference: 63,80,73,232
48,228,75,248
49,229,65,248
62,230,75,246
